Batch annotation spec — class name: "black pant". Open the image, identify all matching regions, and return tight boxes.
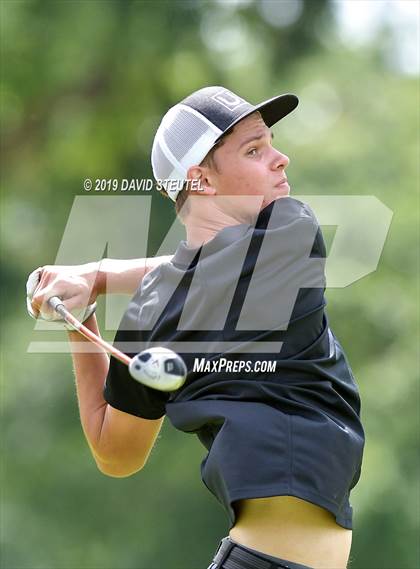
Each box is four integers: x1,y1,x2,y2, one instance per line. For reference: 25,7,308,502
207,537,313,569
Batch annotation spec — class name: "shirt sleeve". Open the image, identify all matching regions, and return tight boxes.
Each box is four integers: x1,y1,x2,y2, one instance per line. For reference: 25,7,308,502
103,300,170,420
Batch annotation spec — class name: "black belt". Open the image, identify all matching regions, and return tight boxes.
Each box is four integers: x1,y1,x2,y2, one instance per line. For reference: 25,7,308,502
211,537,293,569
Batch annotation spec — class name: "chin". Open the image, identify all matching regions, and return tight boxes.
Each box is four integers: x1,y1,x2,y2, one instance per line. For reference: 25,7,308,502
275,184,290,197
264,188,290,207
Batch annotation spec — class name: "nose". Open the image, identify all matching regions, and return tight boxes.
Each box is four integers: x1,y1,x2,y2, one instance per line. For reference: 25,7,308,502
271,148,289,170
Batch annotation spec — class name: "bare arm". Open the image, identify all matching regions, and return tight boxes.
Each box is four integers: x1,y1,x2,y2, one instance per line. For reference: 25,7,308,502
68,313,164,477
95,257,173,296
30,256,173,317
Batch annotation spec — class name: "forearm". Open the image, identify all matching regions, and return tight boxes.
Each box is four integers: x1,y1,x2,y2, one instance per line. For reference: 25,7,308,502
67,313,110,458
29,256,173,318
95,256,173,296
67,313,164,475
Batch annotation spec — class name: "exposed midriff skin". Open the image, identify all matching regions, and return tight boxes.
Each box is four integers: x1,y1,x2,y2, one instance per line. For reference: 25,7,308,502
230,496,352,569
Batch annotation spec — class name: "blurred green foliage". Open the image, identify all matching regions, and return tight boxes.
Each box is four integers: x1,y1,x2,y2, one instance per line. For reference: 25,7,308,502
1,1,418,568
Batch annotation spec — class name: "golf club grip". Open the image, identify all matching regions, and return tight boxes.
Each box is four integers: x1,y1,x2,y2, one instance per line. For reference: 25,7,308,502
48,296,68,320
47,296,132,366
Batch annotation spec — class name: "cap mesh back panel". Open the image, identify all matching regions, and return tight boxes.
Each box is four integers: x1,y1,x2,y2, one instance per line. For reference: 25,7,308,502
153,140,174,180
163,108,211,162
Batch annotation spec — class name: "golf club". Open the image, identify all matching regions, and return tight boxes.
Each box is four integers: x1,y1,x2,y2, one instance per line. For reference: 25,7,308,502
47,296,187,392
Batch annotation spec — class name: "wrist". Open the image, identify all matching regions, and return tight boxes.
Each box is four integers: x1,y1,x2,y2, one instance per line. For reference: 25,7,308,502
91,260,106,298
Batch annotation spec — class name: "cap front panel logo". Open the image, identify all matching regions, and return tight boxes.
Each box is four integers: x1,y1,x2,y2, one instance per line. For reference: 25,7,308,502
211,90,248,112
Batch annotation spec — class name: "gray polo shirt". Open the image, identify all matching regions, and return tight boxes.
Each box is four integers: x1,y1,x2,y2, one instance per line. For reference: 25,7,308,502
104,197,365,529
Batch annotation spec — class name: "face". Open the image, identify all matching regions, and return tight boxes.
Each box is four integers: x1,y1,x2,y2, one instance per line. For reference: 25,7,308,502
201,112,290,217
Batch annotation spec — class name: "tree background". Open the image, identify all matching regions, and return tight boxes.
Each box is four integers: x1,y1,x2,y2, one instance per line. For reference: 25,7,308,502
1,1,418,568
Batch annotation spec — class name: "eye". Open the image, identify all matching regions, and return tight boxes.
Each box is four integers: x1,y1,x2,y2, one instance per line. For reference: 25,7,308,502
247,148,258,156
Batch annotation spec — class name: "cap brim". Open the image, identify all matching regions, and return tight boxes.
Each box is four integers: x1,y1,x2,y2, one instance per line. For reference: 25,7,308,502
254,93,299,127
214,93,298,143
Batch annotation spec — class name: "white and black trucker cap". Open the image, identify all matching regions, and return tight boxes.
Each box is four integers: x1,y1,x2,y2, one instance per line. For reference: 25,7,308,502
151,86,299,201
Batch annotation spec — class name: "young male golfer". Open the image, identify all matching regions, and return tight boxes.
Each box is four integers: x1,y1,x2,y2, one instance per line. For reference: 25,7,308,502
29,86,365,569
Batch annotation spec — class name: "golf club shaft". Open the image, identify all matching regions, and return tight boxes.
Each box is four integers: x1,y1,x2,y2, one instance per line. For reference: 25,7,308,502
48,296,132,366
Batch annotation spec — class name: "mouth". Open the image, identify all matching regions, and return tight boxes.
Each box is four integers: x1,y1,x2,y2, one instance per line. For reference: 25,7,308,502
274,178,289,188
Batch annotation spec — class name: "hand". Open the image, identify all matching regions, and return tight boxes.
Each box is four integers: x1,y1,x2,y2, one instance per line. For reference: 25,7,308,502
26,263,100,324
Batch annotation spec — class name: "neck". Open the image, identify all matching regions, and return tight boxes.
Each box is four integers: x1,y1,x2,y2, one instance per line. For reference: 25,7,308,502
185,211,239,249
184,196,258,248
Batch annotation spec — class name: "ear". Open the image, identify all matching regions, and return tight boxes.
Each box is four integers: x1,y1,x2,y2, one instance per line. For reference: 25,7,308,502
186,165,217,196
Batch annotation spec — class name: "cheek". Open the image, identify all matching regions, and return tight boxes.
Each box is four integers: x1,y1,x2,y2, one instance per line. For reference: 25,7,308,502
217,158,268,194
236,164,268,193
